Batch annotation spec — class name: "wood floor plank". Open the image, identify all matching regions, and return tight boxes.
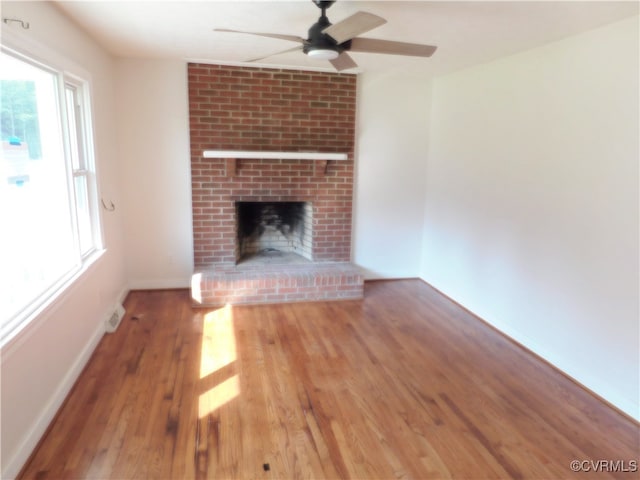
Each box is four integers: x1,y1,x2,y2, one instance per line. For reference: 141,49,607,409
17,280,639,479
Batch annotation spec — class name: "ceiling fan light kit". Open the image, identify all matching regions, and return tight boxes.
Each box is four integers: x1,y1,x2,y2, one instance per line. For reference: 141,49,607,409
306,48,339,60
215,0,437,72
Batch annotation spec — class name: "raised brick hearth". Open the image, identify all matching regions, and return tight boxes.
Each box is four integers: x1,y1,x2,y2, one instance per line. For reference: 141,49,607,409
188,63,363,306
192,262,363,307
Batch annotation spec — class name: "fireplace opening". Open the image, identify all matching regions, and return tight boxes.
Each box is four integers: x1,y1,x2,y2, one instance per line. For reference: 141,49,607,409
235,201,313,264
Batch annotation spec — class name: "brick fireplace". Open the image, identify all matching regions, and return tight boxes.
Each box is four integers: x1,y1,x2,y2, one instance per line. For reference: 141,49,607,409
236,201,313,263
188,63,363,306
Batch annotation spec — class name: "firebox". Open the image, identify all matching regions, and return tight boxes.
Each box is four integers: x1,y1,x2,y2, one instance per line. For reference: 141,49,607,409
235,201,313,264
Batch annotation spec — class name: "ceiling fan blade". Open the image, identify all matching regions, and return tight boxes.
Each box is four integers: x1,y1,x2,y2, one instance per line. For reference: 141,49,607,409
215,28,306,44
330,52,358,72
350,37,437,57
247,46,303,63
322,11,386,44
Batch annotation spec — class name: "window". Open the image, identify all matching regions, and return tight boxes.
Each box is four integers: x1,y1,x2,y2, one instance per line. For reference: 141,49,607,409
0,47,101,344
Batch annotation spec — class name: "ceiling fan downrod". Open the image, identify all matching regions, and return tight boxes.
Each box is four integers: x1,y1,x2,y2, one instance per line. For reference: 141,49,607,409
313,0,336,17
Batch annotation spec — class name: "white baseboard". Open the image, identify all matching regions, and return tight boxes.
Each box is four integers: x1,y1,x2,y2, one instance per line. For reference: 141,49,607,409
127,277,190,290
1,307,111,480
484,317,640,422
419,277,639,422
117,286,130,305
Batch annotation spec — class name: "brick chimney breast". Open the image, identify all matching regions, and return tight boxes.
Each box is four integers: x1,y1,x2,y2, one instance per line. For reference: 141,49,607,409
189,64,357,267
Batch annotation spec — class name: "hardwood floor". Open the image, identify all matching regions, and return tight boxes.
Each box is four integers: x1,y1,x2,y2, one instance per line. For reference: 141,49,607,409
18,280,638,479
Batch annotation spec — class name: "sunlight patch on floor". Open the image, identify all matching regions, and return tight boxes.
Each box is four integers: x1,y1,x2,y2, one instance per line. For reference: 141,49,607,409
198,304,240,417
198,375,240,418
200,304,236,379
191,273,203,304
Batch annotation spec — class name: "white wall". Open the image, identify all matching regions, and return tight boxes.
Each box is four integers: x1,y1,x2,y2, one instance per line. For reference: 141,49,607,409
353,71,431,278
0,2,128,478
421,16,639,419
114,63,432,284
115,60,193,288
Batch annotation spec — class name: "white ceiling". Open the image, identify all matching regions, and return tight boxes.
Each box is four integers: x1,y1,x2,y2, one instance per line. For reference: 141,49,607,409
53,1,639,75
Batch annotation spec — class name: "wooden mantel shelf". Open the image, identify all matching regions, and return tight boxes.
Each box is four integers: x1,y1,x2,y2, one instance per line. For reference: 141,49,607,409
203,150,348,161
202,150,348,177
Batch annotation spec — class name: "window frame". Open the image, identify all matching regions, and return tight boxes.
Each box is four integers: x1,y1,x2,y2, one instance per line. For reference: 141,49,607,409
64,78,101,258
0,40,105,347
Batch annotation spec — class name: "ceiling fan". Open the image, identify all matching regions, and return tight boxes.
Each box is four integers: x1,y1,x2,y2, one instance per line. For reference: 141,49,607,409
215,0,437,71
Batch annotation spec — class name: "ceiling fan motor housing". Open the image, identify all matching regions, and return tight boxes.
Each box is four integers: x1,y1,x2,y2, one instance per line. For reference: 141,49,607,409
304,9,350,56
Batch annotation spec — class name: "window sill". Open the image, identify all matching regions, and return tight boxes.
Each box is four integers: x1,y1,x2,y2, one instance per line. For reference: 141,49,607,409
1,248,107,356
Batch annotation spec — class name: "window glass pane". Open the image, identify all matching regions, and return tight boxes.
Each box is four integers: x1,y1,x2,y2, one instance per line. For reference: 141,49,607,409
74,174,92,255
65,86,81,171
0,51,77,324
